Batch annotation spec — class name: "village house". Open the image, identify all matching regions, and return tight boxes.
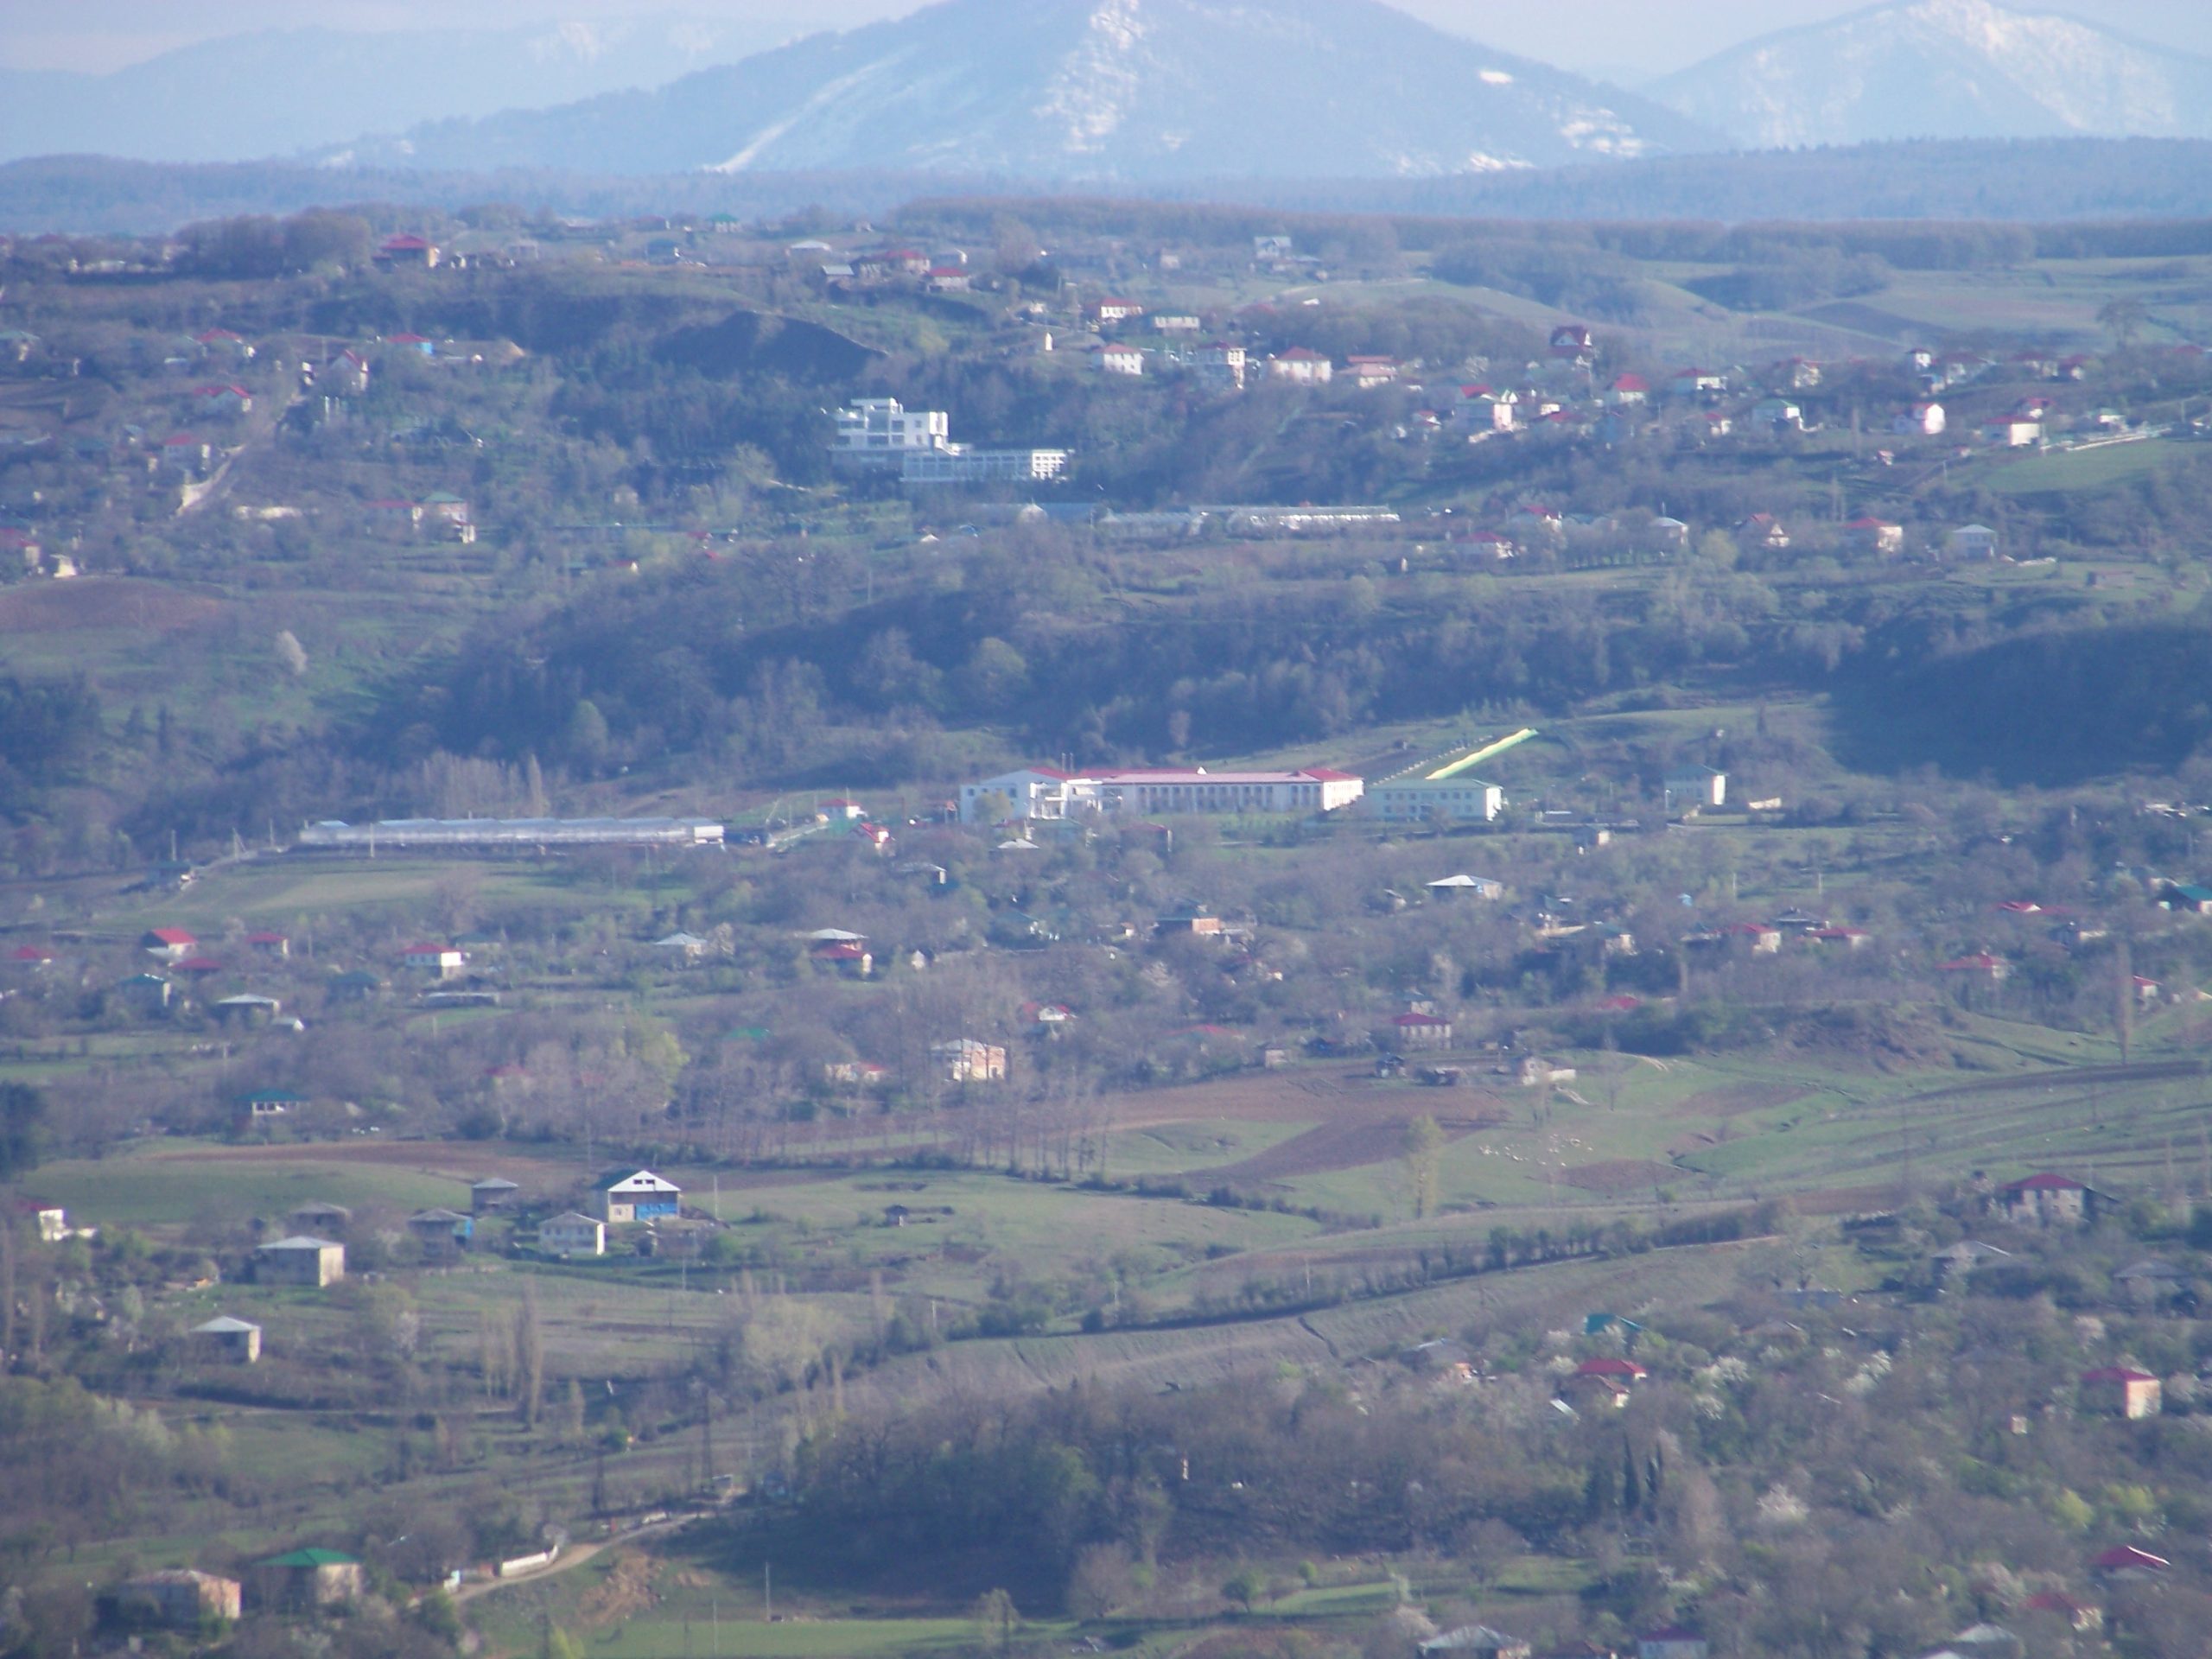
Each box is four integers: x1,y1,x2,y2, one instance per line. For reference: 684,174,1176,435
811,939,874,977
1344,355,1401,388
1750,397,1804,432
595,1169,682,1224
2023,1592,2101,1630
191,1314,262,1364
1391,1011,1453,1048
402,942,467,979
116,1569,242,1630
378,234,441,268
119,972,174,1012
251,1549,364,1611
1194,341,1248,391
1896,400,1947,436
255,1235,345,1287
2113,1257,2185,1304
1549,323,1594,363
1096,341,1146,376
1846,517,1906,555
1929,1239,2010,1284
931,1038,1007,1084
1664,766,1727,811
1665,367,1727,401
193,383,253,415
245,930,289,958
470,1176,521,1213
1427,873,1507,900
1948,524,2000,558
1982,416,2043,448
538,1211,607,1258
2081,1366,2162,1418
1268,346,1334,385
1085,297,1145,326
140,927,197,961
1996,1172,2096,1226
2093,1546,2168,1583
1606,372,1649,406
406,1207,474,1256
1942,951,2012,984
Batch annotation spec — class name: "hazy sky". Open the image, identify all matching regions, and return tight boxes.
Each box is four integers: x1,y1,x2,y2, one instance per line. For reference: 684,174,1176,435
9,0,2212,81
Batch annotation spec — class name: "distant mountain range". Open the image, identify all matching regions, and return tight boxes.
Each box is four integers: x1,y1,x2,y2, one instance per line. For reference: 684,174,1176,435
1651,0,2212,148
0,14,812,167
11,0,2212,225
322,0,1719,180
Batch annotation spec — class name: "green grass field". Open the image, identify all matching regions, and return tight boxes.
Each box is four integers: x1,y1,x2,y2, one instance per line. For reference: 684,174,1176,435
1985,438,2181,495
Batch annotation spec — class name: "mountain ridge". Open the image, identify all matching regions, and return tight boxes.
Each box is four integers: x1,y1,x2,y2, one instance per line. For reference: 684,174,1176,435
327,0,1720,181
1651,0,2212,147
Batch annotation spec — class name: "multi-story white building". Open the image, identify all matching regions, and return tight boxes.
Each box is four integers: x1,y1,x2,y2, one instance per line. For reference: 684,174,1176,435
831,397,953,472
1361,778,1504,823
903,447,1071,484
960,766,1363,823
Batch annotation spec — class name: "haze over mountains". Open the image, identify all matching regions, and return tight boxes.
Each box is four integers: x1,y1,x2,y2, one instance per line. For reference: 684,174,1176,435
332,0,1716,180
1650,0,2212,148
0,12,812,167
7,0,2212,199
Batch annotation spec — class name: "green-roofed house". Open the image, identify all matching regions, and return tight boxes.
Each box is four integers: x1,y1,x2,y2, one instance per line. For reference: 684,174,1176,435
2164,882,2212,915
251,1548,362,1611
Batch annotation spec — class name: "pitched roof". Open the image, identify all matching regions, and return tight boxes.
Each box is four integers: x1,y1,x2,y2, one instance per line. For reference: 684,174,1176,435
193,1315,260,1334
2081,1366,2158,1382
2003,1173,2086,1192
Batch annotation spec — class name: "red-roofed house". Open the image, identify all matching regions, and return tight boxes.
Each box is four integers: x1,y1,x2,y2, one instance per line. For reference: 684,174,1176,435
1846,517,1905,555
810,940,874,979
247,931,289,958
1607,372,1649,406
1391,1012,1453,1049
141,927,197,962
1575,1357,1649,1382
7,944,53,970
2093,1545,2167,1580
402,943,466,979
193,384,253,413
2081,1366,2161,1419
379,235,442,269
1549,323,1594,361
1941,952,2010,982
1998,1173,2094,1227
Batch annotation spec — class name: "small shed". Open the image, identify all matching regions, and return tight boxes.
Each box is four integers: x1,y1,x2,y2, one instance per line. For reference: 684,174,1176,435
255,1235,345,1287
192,1314,262,1363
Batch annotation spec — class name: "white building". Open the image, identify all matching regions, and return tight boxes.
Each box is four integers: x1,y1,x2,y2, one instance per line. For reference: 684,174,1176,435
594,1170,681,1224
1948,524,2000,558
902,447,1071,484
1096,343,1146,376
831,397,952,472
1361,778,1505,823
1268,348,1334,385
1664,767,1728,810
538,1212,607,1258
960,766,1363,823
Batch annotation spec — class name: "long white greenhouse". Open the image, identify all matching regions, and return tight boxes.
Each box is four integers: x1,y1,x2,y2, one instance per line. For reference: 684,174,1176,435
296,817,726,851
